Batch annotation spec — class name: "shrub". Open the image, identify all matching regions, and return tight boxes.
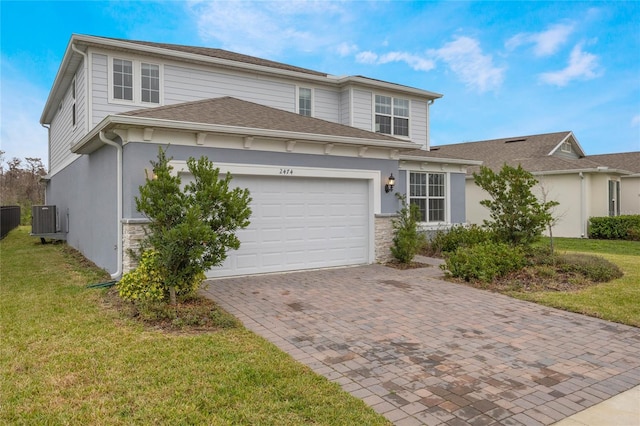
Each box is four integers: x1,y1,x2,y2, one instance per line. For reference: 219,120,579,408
588,215,640,241
443,242,527,283
427,224,493,255
117,250,205,302
555,253,623,282
390,194,426,263
473,164,558,247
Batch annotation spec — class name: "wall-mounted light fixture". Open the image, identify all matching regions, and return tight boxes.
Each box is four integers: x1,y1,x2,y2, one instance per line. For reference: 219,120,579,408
385,173,395,193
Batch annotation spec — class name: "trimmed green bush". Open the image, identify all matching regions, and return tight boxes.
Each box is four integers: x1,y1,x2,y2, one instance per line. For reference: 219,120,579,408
427,224,494,255
555,253,623,282
390,194,426,263
443,242,527,283
588,215,640,241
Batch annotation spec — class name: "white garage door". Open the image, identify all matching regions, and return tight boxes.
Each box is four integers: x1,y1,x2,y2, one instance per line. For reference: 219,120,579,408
207,175,370,278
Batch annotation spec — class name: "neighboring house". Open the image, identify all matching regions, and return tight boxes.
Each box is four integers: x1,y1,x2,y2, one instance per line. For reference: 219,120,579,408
424,131,639,238
40,34,475,278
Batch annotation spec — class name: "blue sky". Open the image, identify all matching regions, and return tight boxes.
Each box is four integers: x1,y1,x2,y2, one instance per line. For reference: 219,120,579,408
1,1,639,168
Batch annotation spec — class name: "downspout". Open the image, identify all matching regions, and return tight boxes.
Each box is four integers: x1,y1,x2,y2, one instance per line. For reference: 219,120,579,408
426,99,435,151
40,123,52,206
99,131,123,279
579,172,586,238
70,43,89,133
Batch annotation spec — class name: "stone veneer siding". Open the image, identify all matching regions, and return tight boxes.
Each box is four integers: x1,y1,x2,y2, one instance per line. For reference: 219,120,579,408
374,214,397,263
122,215,398,273
122,219,150,274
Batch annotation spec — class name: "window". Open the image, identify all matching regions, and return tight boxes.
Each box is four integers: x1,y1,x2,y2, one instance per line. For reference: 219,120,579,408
113,59,133,101
561,141,572,153
141,63,160,103
110,58,161,105
409,172,446,222
298,87,312,116
609,180,621,216
375,95,409,136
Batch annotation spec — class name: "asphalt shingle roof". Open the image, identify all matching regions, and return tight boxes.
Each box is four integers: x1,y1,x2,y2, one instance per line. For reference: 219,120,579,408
120,96,407,143
106,37,328,77
586,152,640,174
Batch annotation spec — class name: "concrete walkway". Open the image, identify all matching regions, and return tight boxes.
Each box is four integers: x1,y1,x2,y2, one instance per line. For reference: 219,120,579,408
202,263,640,425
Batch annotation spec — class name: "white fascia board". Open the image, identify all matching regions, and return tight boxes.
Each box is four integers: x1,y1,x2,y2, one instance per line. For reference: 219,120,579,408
335,76,443,99
41,37,84,124
71,114,422,154
547,131,586,157
399,154,482,166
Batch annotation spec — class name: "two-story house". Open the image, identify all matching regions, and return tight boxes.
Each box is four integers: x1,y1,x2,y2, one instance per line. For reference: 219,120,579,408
40,34,476,278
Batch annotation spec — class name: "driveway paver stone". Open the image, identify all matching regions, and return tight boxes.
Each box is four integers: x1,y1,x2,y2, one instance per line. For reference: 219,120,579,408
202,263,640,425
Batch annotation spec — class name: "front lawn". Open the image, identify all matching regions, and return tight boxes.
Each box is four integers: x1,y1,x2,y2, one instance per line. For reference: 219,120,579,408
514,238,640,327
0,227,389,425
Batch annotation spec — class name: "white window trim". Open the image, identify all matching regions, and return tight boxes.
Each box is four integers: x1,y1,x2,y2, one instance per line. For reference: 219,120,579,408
407,170,450,225
372,93,411,139
108,56,163,106
296,86,313,116
561,141,572,153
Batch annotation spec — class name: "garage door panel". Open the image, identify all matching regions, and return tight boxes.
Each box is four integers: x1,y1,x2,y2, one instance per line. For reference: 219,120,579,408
201,175,370,277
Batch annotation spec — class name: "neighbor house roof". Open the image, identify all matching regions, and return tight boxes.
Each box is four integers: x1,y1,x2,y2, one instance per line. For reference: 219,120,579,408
426,131,635,176
71,97,423,154
586,152,640,174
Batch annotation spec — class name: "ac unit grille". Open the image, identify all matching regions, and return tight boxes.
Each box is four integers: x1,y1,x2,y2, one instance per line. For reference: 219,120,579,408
32,205,57,234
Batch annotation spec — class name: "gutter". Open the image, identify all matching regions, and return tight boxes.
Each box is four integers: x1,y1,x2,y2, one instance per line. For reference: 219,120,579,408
99,131,123,280
579,172,587,238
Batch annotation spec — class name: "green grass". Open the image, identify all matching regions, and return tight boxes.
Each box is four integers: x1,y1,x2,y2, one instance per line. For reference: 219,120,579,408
516,237,640,327
1,227,389,425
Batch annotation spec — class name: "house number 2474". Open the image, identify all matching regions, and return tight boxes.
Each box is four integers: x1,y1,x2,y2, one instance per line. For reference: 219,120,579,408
279,169,294,175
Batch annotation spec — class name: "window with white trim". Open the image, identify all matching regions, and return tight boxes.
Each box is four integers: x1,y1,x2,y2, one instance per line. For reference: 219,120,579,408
561,141,572,153
113,58,133,101
298,87,312,116
409,172,446,222
375,95,409,137
110,57,161,105
609,180,621,216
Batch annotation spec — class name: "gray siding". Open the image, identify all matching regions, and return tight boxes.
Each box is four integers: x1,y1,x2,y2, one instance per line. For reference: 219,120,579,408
46,145,118,273
353,89,373,131
410,100,427,148
340,89,351,126
164,65,295,111
122,143,399,217
450,172,466,223
313,88,340,123
49,64,85,175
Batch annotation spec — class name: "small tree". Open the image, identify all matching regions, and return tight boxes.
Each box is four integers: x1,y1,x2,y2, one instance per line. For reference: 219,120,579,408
129,147,252,304
473,164,558,247
390,193,426,263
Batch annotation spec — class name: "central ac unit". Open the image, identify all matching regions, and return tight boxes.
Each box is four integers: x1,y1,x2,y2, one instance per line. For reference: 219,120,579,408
32,205,58,234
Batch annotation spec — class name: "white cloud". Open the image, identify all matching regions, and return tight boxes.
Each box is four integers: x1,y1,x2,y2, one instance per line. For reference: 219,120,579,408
378,52,435,72
539,43,601,86
355,51,379,64
336,42,359,57
355,50,434,72
187,1,348,57
429,36,505,93
506,23,574,56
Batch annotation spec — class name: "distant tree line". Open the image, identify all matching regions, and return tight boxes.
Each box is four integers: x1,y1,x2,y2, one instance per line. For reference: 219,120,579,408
0,150,47,224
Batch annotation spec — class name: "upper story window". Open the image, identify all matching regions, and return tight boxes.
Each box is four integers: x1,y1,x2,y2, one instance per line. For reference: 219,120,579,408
561,141,572,153
409,172,446,222
110,57,161,105
298,87,312,116
375,95,409,137
141,63,160,103
113,59,133,101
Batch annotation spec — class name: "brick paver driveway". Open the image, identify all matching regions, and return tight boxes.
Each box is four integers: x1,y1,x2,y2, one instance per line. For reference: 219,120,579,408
202,263,640,425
